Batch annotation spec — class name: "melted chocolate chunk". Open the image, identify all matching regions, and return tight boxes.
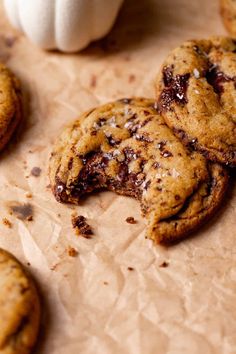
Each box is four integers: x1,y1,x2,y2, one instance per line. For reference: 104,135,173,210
97,118,106,127
157,66,190,111
140,117,152,127
143,180,151,190
143,110,150,116
134,133,153,143
161,150,173,158
71,152,109,197
106,133,121,147
68,158,73,170
206,64,235,94
123,147,138,162
118,162,129,182
157,141,167,151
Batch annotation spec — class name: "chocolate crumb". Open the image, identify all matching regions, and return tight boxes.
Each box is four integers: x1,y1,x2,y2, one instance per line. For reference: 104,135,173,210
159,261,169,268
68,246,78,257
25,192,32,198
72,215,94,238
31,167,42,177
2,218,12,228
7,202,34,221
127,267,134,271
126,217,137,224
103,281,108,285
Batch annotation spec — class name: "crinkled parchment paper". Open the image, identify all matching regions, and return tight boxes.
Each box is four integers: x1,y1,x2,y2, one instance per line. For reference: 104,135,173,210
0,1,235,353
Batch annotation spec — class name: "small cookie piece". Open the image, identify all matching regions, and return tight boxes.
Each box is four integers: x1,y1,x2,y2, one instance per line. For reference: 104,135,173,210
0,249,40,354
0,63,22,151
49,98,228,243
220,0,236,36
155,37,236,167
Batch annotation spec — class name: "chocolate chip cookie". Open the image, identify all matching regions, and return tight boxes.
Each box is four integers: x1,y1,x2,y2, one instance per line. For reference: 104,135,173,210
155,37,236,167
220,0,236,36
0,63,22,151
49,98,228,243
0,249,40,354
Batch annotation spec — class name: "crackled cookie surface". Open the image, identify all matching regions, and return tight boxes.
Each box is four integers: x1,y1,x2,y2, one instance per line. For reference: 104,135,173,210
221,0,236,36
0,63,22,151
155,37,236,167
49,98,228,243
0,249,40,354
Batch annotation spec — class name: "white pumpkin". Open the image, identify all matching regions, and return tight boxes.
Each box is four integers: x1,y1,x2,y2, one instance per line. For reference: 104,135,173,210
3,0,124,52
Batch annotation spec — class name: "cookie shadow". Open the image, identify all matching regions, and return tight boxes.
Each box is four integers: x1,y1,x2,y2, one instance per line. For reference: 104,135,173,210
32,274,52,354
47,0,158,58
0,75,32,160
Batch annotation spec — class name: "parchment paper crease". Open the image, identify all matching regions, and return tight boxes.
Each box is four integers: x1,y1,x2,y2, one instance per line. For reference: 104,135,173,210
0,1,235,353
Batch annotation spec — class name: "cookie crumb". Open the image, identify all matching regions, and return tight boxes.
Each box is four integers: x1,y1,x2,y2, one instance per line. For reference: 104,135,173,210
159,261,169,268
127,267,134,271
129,74,136,83
31,167,42,177
25,192,32,198
67,246,78,257
126,217,137,224
2,218,12,228
72,215,94,238
103,281,108,285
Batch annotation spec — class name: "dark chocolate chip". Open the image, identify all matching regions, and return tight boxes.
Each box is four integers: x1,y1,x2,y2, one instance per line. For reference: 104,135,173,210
126,217,137,224
205,63,235,94
161,150,173,158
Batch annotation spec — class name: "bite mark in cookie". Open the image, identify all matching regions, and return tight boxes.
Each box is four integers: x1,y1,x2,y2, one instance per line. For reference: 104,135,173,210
49,98,228,244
